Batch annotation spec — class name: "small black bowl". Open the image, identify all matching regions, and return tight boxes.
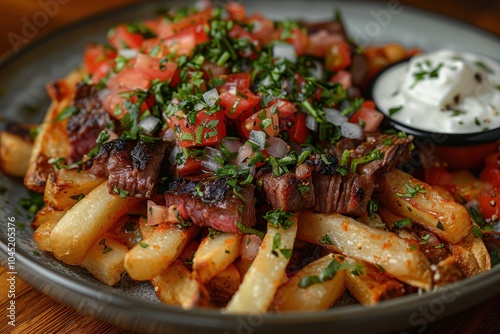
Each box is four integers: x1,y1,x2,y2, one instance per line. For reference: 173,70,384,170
366,59,500,169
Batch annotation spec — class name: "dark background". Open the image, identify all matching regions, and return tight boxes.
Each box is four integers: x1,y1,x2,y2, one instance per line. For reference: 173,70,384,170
0,1,498,334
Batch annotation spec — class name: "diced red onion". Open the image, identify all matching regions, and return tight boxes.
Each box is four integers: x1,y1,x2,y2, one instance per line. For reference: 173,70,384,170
221,137,243,153
202,88,219,107
118,49,139,59
325,108,347,126
147,200,168,226
201,147,223,173
168,144,181,166
138,116,160,135
273,42,297,63
341,122,364,139
201,159,221,173
305,114,318,132
163,128,176,141
266,137,289,158
240,234,262,261
311,60,324,80
236,143,253,165
249,130,266,150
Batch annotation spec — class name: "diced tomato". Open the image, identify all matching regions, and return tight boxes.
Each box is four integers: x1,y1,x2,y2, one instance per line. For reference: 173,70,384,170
108,24,144,50
287,112,309,144
142,18,161,35
285,28,308,56
349,107,384,132
157,9,212,39
330,70,352,89
83,43,117,74
325,41,351,72
268,99,297,118
163,24,209,56
219,88,260,119
246,13,275,44
425,166,452,187
481,167,500,189
217,73,251,91
168,109,226,148
107,67,151,92
134,54,177,82
478,188,500,220
361,100,376,110
241,107,280,138
226,2,246,21
177,157,203,176
306,30,344,58
433,142,499,170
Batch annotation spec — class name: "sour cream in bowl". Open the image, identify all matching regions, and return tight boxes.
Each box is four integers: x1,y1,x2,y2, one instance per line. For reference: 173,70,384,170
370,49,500,169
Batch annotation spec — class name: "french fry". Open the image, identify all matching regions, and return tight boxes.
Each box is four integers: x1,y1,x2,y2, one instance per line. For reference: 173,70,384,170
34,219,59,252
138,216,155,239
447,231,491,276
376,169,471,244
193,233,242,283
225,214,298,314
297,211,432,290
50,181,141,265
31,205,67,229
44,169,105,210
81,234,128,286
0,129,33,177
179,241,200,269
206,264,241,306
273,253,346,312
344,258,405,306
24,70,82,192
151,259,209,309
124,224,197,281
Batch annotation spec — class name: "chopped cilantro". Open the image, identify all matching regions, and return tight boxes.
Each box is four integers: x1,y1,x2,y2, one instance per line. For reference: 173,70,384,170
394,218,412,229
54,106,79,122
113,187,129,199
298,259,364,288
263,209,294,230
388,105,403,116
396,183,427,198
319,234,333,245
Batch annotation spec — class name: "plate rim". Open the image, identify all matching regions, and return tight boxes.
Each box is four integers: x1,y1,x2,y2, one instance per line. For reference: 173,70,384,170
1,0,499,332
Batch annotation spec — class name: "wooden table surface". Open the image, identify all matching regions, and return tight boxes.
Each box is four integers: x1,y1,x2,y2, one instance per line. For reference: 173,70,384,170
1,0,499,333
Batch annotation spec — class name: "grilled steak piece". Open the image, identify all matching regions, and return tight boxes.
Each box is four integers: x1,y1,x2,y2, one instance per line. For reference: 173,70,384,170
164,177,256,234
312,172,373,216
350,134,412,180
66,84,111,164
88,138,168,198
257,163,315,212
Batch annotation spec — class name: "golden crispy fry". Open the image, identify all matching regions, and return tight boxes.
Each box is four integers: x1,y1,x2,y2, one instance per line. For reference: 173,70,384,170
81,234,128,286
24,70,82,192
151,259,209,309
193,233,242,283
376,169,471,244
34,219,58,252
297,211,432,290
273,253,346,312
344,258,405,306
31,205,67,229
225,215,298,314
44,169,105,210
0,129,33,177
179,241,200,269
206,264,241,306
124,224,197,280
447,230,491,276
50,181,142,265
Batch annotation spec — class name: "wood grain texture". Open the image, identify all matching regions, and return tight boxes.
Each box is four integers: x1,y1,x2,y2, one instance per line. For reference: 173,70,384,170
0,0,499,333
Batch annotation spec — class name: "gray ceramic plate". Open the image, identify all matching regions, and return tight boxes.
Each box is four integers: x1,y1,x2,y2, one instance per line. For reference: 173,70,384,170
1,1,499,333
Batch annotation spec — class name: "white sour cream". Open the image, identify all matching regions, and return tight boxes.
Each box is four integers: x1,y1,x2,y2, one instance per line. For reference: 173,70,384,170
373,49,500,133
